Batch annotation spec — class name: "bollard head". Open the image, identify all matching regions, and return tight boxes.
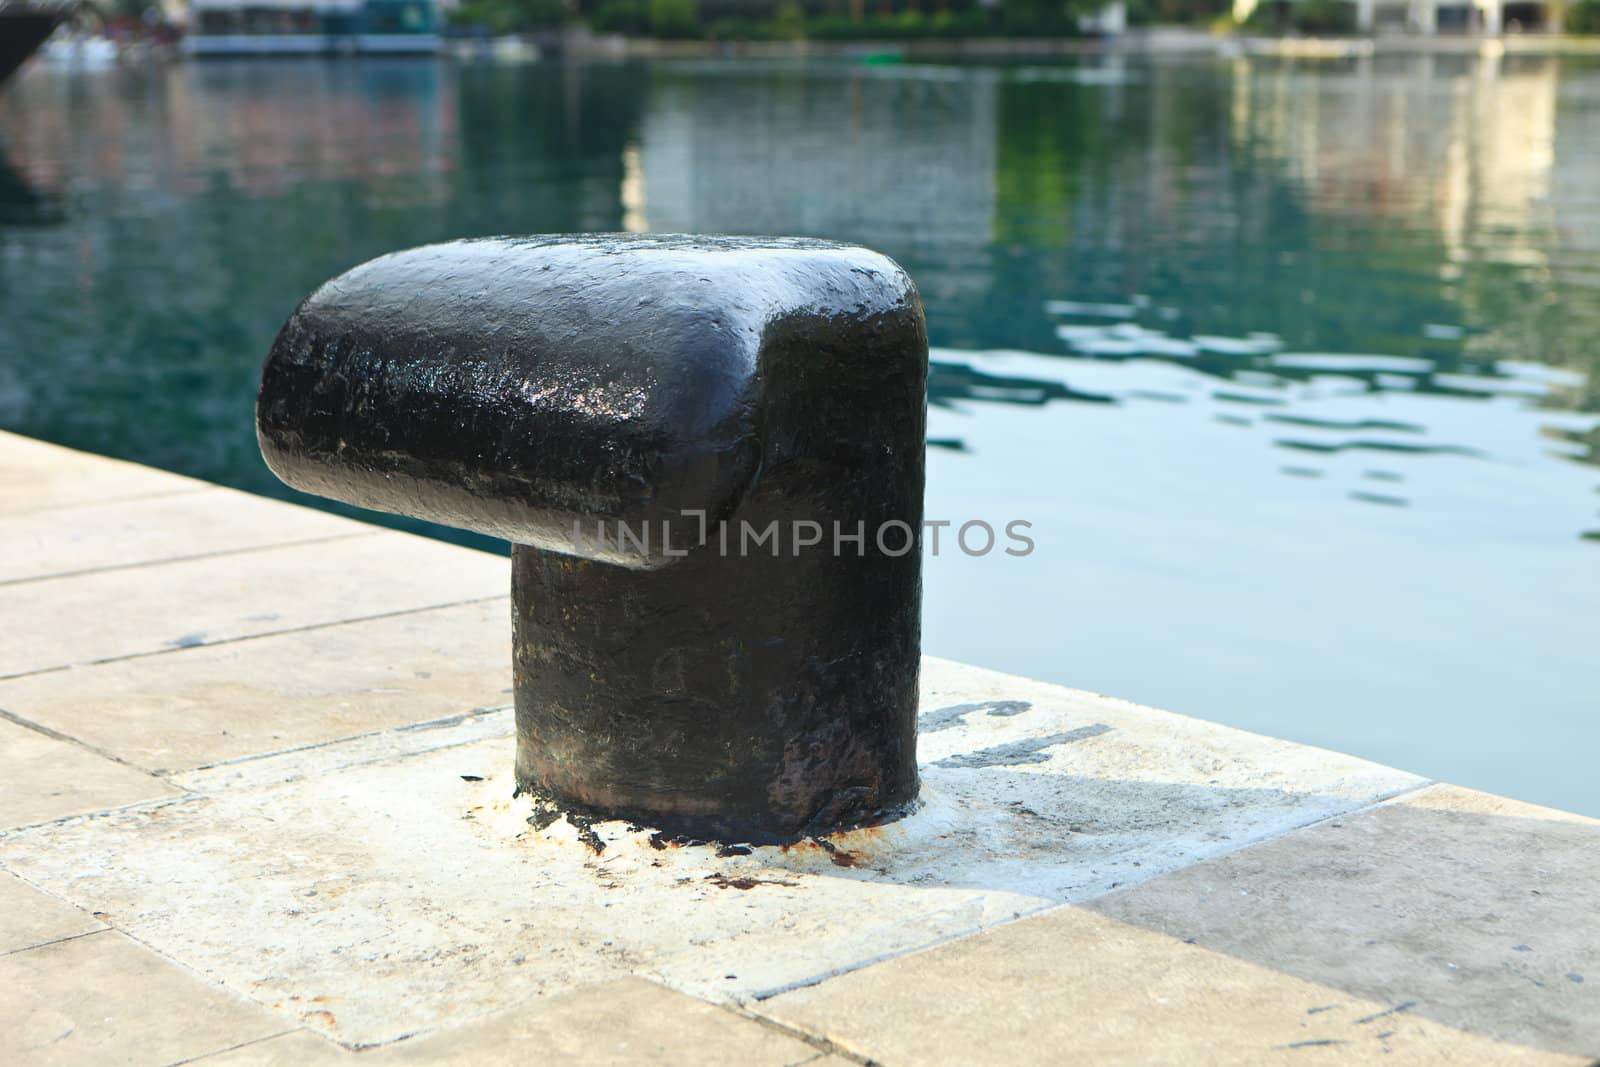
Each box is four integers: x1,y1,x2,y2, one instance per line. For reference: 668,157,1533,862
258,234,921,568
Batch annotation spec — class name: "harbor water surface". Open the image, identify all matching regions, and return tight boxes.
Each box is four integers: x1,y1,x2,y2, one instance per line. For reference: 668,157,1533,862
1,53,1597,814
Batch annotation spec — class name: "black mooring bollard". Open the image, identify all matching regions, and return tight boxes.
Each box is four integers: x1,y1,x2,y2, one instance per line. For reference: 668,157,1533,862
257,235,928,842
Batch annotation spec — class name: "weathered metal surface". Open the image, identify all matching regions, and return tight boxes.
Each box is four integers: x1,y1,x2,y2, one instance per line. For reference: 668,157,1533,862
257,234,928,840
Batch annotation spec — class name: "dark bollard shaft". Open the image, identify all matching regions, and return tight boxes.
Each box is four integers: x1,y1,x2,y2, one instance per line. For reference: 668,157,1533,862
257,235,928,842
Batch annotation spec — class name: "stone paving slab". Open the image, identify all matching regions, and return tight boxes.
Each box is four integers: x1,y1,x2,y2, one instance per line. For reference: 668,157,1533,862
0,531,506,680
0,717,181,832
0,657,1421,1048
0,930,288,1066
760,906,1586,1067
0,487,370,585
1,434,1592,1065
169,706,516,795
189,980,826,1066
0,431,210,516
0,870,104,955
373,978,822,1065
190,1032,341,1066
1088,783,1600,1059
0,599,511,774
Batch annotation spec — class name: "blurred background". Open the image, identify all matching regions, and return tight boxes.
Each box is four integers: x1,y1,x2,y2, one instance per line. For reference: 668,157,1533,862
1,27,1596,813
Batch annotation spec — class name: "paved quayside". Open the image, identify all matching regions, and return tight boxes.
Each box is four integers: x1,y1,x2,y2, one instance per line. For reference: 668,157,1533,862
0,428,1595,1065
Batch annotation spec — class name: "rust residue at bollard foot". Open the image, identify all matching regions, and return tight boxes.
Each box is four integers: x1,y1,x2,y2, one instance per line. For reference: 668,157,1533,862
703,873,800,891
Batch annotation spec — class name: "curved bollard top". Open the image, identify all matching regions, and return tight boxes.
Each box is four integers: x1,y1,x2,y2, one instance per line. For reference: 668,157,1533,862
258,234,920,568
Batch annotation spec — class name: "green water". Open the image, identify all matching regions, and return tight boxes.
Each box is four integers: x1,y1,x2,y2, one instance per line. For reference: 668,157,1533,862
1,54,1597,813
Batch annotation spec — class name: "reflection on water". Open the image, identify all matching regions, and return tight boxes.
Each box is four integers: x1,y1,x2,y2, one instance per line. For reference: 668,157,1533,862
1,54,1597,813
0,145,63,226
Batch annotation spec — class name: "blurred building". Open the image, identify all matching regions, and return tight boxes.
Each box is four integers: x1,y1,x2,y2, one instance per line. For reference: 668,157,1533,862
1234,0,1568,32
633,67,1000,330
181,0,441,53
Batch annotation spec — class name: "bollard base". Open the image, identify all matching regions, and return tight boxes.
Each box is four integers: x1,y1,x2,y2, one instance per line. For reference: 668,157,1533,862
511,543,922,844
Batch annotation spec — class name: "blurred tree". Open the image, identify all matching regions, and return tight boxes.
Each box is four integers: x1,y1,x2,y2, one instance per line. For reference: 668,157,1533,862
1124,0,1228,24
998,0,1077,30
73,0,151,22
460,0,1109,34
451,0,569,31
1567,0,1600,30
1243,0,1356,31
648,0,698,33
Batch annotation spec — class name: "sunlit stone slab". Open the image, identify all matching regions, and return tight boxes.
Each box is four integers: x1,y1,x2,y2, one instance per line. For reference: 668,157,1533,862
1088,784,1600,1059
168,706,515,795
0,869,105,954
373,978,821,1066
188,1032,343,1066
0,599,511,773
187,1032,343,1066
185,980,823,1066
0,931,287,1066
0,659,1420,1048
0,718,181,831
0,430,209,515
0,487,369,585
760,907,1584,1066
0,532,506,679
